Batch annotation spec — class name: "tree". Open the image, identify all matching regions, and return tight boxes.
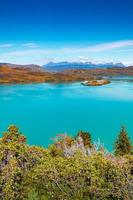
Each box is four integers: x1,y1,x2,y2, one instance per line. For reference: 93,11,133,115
0,125,46,200
115,126,132,156
1,124,26,144
77,131,93,148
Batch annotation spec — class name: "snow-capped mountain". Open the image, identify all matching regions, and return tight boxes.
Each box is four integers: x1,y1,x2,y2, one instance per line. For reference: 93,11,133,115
43,60,125,72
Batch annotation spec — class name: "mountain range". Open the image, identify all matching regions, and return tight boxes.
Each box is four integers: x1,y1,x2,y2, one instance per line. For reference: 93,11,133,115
43,61,125,72
0,62,133,84
0,61,126,72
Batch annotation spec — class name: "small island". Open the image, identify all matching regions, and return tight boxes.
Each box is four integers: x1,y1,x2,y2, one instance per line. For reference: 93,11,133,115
82,79,111,86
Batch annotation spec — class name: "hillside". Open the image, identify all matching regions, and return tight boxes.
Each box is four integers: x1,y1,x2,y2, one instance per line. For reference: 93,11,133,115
0,64,133,84
64,66,133,77
0,64,95,84
0,63,45,73
0,65,53,84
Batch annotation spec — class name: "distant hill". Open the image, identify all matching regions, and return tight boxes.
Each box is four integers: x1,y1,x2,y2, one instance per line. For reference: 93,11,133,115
0,62,132,84
43,61,125,72
0,63,44,72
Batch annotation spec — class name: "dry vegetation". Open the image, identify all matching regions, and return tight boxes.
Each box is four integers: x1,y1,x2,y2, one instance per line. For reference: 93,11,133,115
64,66,133,77
0,65,94,84
0,65,133,84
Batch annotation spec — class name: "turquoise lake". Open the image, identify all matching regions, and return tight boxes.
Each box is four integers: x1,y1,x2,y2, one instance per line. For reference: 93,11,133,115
0,79,133,150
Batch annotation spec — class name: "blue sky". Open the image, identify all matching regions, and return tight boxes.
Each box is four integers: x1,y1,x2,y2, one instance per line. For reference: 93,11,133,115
0,0,133,65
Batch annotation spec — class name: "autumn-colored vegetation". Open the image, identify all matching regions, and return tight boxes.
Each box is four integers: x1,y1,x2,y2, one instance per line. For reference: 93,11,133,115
0,65,133,84
82,79,110,86
0,125,132,200
0,65,94,84
0,66,56,84
64,66,133,77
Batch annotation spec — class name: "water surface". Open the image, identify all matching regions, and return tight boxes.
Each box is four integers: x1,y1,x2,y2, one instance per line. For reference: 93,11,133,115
0,79,133,150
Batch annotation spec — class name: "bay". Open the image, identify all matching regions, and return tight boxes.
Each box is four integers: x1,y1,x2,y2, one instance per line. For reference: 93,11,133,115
0,79,133,151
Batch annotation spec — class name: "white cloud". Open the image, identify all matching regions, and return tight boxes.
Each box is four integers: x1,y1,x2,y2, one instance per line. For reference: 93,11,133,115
61,40,133,53
22,43,40,48
85,40,133,52
6,40,133,56
0,40,133,65
2,49,48,56
0,44,14,48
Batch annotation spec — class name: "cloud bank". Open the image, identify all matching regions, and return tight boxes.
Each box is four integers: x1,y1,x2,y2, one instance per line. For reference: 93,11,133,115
0,40,133,65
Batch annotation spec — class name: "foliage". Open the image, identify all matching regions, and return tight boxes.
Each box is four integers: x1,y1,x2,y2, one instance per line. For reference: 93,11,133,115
0,125,47,200
28,153,133,200
0,125,132,200
77,130,93,148
115,126,132,156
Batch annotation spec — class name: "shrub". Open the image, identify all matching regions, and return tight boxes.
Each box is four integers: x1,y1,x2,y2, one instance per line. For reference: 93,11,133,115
115,126,132,156
0,125,132,200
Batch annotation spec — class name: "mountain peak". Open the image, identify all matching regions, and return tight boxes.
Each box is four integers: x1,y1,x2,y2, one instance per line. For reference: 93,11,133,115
43,60,125,72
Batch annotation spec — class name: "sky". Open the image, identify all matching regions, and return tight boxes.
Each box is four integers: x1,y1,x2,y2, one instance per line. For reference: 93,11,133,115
0,0,133,65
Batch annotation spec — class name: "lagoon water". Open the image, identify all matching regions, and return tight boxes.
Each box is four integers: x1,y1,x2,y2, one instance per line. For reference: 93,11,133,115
0,79,133,150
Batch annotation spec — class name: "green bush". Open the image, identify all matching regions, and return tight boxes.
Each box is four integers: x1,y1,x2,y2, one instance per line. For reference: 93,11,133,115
0,125,132,200
115,126,132,156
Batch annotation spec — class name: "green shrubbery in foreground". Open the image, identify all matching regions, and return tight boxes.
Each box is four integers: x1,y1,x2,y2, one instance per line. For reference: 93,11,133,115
0,125,132,200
